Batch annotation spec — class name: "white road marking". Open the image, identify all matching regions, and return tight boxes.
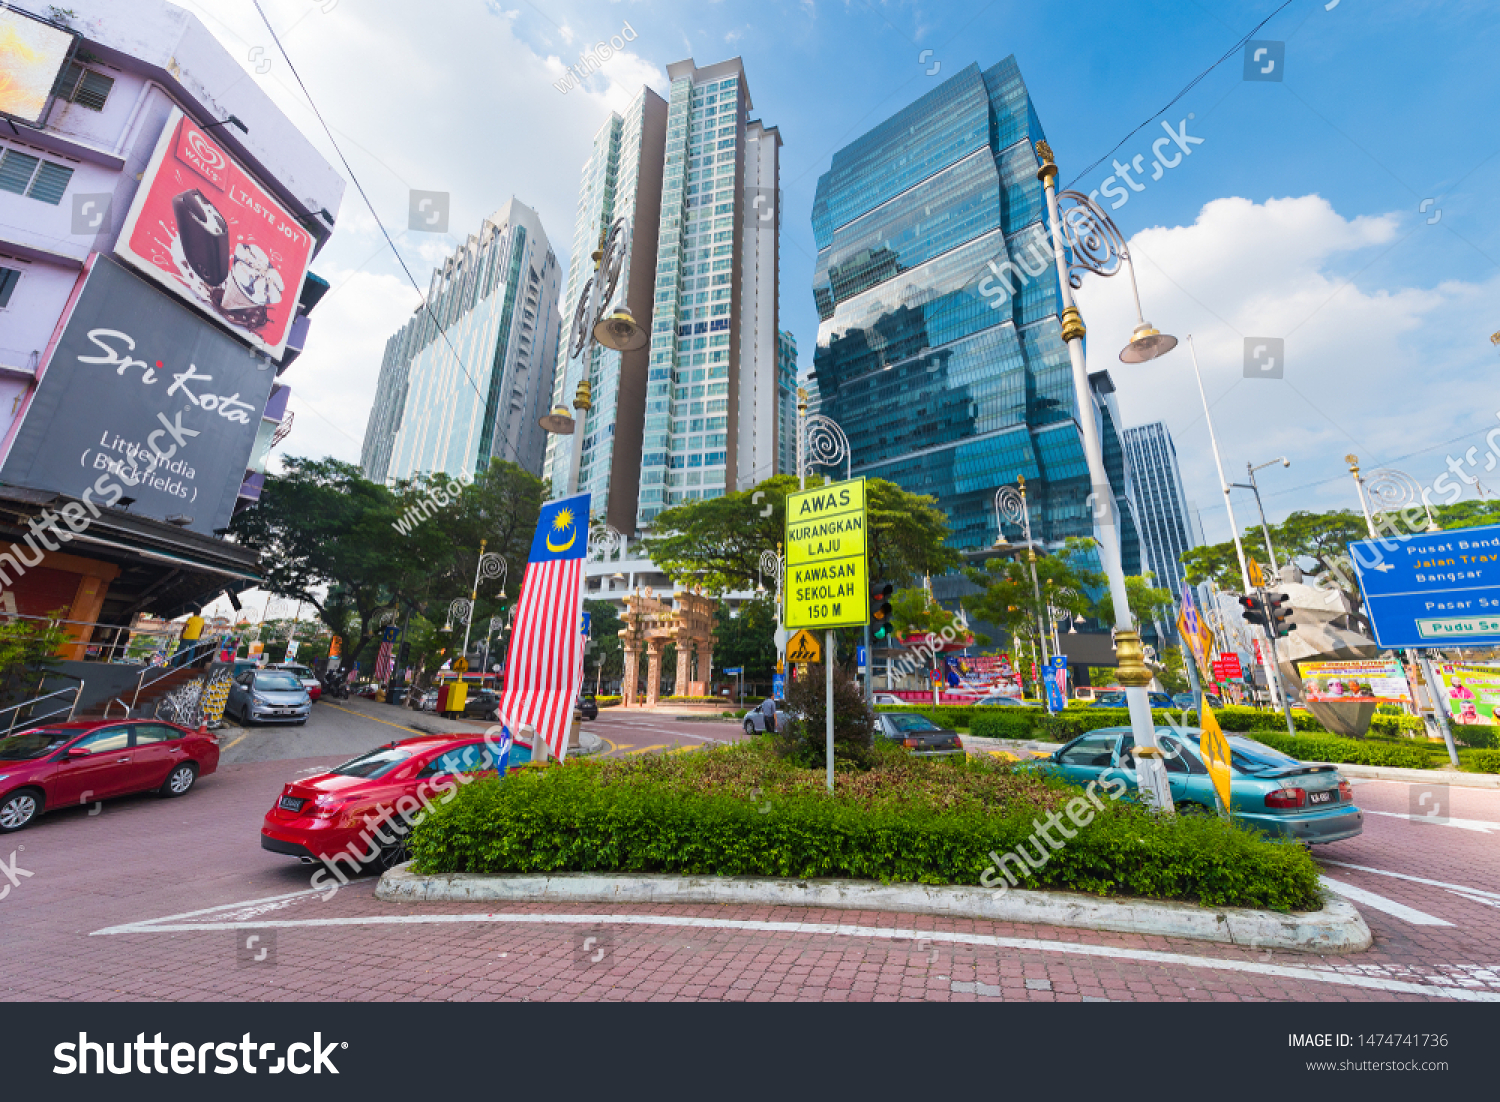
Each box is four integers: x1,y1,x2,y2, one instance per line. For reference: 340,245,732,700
1449,891,1500,910
89,897,1500,1001
1320,876,1453,926
1320,860,1500,902
1362,809,1500,833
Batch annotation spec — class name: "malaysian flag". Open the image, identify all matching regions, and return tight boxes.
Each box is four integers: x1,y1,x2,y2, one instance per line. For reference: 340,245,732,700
497,493,590,761
372,626,400,682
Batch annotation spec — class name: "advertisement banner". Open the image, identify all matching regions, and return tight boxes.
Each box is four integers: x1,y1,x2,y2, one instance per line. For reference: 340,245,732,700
1177,585,1215,681
1298,659,1412,704
0,8,74,127
948,654,1023,697
115,108,315,359
1432,664,1500,726
0,256,274,534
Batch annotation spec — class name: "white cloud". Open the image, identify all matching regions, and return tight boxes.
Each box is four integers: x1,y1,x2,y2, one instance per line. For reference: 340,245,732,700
1074,194,1500,540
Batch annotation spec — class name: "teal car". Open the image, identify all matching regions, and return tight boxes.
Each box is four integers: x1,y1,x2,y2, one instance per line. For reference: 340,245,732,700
1036,726,1363,844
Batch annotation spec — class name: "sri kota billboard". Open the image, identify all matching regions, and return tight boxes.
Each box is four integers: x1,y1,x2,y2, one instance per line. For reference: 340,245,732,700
0,8,75,127
0,256,274,535
114,107,315,359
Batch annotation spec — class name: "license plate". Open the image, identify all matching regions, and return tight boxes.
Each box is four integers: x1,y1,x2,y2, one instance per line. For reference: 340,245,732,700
278,796,305,812
1308,790,1336,805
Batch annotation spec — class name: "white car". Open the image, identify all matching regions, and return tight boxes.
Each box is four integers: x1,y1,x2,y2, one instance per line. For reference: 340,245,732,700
872,693,907,706
268,662,321,702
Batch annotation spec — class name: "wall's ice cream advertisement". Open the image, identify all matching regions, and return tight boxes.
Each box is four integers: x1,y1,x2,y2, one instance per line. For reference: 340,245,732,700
115,108,313,359
0,8,75,127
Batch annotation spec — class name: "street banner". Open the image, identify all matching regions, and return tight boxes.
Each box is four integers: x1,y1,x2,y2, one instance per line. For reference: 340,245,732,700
497,493,590,761
115,108,317,359
1298,659,1412,704
1177,585,1215,680
772,674,786,699
1431,663,1500,726
1199,706,1233,816
949,654,1023,696
1044,663,1067,711
1216,653,1243,679
785,478,868,630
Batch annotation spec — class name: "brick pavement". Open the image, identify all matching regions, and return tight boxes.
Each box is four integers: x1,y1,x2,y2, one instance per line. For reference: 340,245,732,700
2,756,1498,1003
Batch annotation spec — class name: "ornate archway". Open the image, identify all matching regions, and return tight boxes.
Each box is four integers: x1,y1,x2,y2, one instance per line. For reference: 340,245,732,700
619,587,718,706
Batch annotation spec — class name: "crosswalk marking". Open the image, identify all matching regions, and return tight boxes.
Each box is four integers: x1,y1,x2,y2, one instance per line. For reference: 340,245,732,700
1319,876,1452,926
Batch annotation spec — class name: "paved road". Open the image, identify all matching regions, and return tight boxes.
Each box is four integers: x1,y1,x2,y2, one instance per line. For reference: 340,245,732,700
3,701,1498,1002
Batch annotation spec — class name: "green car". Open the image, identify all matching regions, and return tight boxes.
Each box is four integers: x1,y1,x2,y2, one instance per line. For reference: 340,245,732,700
1034,726,1363,844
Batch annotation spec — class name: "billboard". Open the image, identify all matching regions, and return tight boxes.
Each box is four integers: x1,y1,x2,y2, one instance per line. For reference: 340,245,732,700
1431,664,1500,727
0,256,275,535
115,108,315,359
1297,659,1412,705
0,8,75,127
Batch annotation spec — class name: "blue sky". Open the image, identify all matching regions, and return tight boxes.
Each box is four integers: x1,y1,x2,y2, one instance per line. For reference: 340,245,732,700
194,0,1500,547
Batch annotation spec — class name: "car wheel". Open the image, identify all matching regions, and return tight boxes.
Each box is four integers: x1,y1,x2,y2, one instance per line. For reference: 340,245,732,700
159,762,198,798
743,719,756,735
374,832,411,871
0,789,41,832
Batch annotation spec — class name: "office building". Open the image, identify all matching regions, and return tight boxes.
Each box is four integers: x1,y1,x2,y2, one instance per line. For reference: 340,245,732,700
808,57,1142,570
364,198,561,484
1122,421,1201,598
547,57,783,530
776,329,798,476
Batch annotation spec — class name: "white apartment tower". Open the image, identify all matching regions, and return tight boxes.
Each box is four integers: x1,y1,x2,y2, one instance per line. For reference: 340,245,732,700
546,57,782,531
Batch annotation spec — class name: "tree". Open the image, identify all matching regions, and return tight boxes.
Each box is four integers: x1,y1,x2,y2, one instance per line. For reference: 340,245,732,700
712,594,778,687
1094,573,1176,629
964,538,1100,647
889,586,965,638
644,475,960,593
780,662,875,769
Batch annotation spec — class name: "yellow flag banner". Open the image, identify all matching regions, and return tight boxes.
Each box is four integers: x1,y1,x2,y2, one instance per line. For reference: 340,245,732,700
1199,705,1233,816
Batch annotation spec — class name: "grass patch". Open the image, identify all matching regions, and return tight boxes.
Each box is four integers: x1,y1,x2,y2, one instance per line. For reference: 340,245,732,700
408,739,1322,912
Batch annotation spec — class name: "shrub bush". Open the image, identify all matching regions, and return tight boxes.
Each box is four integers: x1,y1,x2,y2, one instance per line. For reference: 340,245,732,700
783,662,874,767
968,709,1036,740
1460,749,1500,773
407,742,1322,911
1245,730,1431,769
1453,724,1500,750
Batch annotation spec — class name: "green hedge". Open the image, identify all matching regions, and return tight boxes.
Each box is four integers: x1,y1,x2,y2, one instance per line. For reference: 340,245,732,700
1241,729,1432,769
1454,724,1500,749
407,748,1322,911
969,709,1038,739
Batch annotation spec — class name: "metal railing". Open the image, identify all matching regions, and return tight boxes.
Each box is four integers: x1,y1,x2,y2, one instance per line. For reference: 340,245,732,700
2,682,84,735
0,610,188,664
129,638,220,710
102,697,131,719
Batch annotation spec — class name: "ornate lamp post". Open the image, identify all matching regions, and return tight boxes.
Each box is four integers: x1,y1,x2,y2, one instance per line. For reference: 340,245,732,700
994,477,1048,664
795,387,851,491
1035,139,1175,811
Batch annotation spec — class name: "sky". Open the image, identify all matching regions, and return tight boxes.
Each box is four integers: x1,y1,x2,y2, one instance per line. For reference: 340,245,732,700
182,0,1500,556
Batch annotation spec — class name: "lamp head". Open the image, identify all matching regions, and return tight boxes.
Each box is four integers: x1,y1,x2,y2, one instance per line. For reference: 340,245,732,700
1119,322,1179,363
593,308,648,352
539,406,575,435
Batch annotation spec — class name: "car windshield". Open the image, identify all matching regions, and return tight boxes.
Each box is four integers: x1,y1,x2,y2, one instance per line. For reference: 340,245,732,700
0,728,77,760
277,666,312,679
331,746,412,778
887,714,940,732
255,673,304,691
1228,737,1302,774
1096,693,1125,706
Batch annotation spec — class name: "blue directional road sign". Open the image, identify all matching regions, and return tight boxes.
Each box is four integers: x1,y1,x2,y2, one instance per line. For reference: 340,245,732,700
723,667,744,675
857,646,868,668
1350,524,1500,649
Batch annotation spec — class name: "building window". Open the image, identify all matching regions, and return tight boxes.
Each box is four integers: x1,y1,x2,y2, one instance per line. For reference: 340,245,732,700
0,149,74,205
0,266,19,309
52,63,115,111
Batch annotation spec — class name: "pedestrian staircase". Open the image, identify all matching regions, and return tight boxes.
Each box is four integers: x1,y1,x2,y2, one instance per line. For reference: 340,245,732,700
76,666,207,719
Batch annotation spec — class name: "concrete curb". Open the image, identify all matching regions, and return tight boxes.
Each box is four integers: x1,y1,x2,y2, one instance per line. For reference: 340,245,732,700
1327,762,1500,789
376,867,1371,955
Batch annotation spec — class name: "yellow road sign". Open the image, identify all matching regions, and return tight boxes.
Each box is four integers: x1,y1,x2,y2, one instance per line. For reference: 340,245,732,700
1247,559,1265,587
786,629,822,663
1199,706,1233,816
785,478,868,630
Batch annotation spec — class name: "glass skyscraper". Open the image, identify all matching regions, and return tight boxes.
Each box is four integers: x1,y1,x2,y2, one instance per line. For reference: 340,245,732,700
776,328,798,476
1122,421,1200,598
363,198,561,484
810,57,1141,570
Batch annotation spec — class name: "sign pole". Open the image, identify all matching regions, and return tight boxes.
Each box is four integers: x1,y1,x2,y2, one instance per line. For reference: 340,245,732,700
825,631,836,792
1418,652,1461,768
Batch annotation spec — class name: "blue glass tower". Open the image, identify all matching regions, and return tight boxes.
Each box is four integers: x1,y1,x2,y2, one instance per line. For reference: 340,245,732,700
810,58,1141,572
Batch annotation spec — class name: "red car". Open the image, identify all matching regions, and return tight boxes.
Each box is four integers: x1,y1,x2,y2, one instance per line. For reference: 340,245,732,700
0,719,219,833
260,733,525,873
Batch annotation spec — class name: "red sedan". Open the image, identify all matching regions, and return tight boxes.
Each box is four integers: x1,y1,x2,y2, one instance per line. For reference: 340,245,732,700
260,732,524,875
0,719,219,832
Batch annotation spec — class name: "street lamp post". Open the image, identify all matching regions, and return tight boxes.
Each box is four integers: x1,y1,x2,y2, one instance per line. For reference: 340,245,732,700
1186,336,1291,720
1036,140,1175,811
994,479,1048,665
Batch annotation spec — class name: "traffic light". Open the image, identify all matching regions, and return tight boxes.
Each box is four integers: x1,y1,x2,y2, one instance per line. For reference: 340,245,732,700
1265,592,1297,637
1238,594,1268,628
871,583,895,641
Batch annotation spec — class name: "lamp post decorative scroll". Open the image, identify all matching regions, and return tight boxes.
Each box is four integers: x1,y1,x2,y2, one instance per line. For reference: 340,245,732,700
1364,468,1439,531
994,479,1048,664
796,406,851,489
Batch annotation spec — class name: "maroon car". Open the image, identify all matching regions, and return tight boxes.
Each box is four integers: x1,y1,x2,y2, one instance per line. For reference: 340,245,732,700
0,720,219,832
